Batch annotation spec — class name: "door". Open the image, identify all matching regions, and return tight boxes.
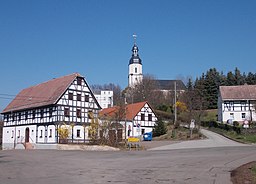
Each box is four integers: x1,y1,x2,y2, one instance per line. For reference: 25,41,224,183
25,127,29,142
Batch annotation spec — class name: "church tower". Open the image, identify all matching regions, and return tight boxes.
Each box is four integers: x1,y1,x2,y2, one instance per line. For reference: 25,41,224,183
128,35,143,87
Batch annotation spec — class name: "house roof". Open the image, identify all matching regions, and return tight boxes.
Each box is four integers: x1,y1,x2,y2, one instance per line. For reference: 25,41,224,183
2,73,82,113
99,101,150,121
219,85,256,100
155,80,186,91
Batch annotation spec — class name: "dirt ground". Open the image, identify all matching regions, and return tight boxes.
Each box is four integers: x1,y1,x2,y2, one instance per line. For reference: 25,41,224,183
231,161,256,184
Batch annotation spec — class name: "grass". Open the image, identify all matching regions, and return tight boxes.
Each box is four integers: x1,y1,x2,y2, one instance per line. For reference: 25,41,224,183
209,127,256,144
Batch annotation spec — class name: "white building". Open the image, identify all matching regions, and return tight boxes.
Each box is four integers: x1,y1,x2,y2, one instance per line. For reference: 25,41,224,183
1,73,101,149
218,85,256,124
94,90,113,109
100,101,158,139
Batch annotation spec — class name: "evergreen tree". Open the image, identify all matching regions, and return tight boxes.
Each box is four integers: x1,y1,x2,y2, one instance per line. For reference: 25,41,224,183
153,120,167,137
226,71,236,86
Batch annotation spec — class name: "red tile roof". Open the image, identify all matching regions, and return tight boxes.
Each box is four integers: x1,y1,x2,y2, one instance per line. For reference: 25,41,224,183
99,101,149,121
2,73,82,113
219,85,256,100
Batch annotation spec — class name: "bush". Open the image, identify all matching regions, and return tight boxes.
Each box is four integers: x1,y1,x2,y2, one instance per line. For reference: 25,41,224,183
153,120,167,137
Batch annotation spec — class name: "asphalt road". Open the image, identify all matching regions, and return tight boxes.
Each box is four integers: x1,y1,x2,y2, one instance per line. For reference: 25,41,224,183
0,130,255,184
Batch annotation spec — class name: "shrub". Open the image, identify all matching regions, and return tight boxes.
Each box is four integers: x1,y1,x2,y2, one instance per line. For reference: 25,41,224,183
153,120,167,137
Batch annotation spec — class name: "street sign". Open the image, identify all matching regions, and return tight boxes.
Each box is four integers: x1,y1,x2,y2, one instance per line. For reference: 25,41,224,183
190,119,195,129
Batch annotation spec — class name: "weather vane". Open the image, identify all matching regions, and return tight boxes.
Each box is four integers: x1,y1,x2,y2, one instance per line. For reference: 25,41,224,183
132,33,137,44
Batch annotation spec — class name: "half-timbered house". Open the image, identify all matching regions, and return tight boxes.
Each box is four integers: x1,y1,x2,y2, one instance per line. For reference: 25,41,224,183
99,101,157,139
1,73,101,149
218,85,256,124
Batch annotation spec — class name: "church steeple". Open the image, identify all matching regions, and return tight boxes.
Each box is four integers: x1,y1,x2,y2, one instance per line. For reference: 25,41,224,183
129,34,142,64
128,34,143,87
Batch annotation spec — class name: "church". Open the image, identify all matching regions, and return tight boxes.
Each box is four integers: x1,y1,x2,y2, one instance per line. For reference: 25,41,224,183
128,35,186,93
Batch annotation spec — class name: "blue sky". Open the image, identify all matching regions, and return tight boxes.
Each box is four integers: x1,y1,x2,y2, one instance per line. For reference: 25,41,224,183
0,0,256,112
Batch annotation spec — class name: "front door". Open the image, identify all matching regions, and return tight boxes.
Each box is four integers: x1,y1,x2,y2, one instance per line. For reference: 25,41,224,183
25,127,29,142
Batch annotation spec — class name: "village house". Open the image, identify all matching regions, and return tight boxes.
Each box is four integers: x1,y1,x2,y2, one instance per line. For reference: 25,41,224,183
1,73,101,149
99,101,158,140
218,84,256,124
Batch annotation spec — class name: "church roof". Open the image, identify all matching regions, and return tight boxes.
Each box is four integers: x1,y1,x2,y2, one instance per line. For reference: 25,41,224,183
2,73,82,113
129,44,142,65
155,80,186,91
99,101,151,121
219,85,256,100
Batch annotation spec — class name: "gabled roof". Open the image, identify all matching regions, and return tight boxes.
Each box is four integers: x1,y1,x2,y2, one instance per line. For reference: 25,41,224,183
100,101,151,121
219,85,256,100
2,73,82,113
155,80,186,91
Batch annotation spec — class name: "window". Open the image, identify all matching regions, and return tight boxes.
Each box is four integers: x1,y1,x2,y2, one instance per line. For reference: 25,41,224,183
148,114,152,121
88,110,93,119
25,111,28,120
5,114,9,122
18,113,21,121
141,113,145,121
64,108,70,117
49,129,52,138
68,92,73,100
242,113,246,119
77,129,81,138
49,108,53,117
77,77,82,85
40,109,44,118
135,67,137,73
77,109,81,118
18,130,20,138
40,130,43,138
85,95,89,102
230,113,234,119
77,94,81,101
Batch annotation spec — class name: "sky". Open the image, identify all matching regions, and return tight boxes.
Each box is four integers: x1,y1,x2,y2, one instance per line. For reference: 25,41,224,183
0,0,256,112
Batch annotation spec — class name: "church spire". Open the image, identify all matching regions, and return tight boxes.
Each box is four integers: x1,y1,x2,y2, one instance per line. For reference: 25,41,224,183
129,34,142,65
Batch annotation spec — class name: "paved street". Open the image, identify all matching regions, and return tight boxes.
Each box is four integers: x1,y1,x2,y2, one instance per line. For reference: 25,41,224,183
0,129,255,184
149,129,247,150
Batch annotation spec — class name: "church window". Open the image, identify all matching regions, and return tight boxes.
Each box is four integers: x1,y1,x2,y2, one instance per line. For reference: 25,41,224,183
64,108,70,117
68,92,73,100
141,113,145,121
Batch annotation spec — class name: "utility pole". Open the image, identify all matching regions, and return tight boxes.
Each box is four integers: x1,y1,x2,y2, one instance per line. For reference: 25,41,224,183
174,81,177,123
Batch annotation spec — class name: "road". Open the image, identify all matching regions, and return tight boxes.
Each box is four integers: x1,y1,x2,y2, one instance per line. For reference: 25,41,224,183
149,129,247,150
0,129,255,184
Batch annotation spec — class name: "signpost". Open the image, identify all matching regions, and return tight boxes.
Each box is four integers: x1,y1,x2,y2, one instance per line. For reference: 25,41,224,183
190,119,195,138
